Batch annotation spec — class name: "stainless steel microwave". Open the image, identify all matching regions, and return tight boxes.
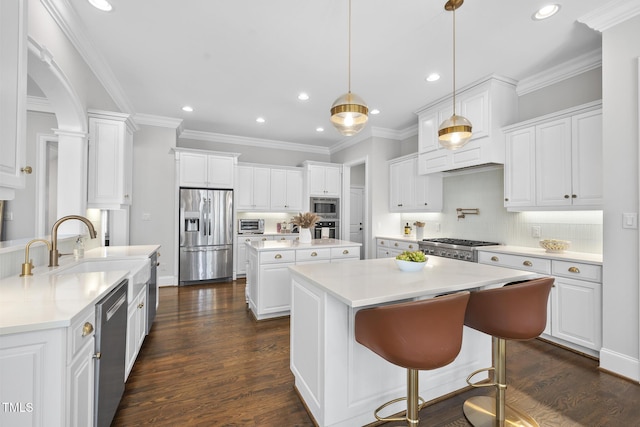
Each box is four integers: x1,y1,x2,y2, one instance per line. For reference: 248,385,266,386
238,218,265,234
310,197,339,218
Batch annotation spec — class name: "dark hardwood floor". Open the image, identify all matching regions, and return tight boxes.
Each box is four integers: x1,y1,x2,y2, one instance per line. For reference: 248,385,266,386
112,281,640,426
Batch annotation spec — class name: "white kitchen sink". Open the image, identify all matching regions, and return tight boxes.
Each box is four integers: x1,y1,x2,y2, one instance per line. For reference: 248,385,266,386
53,258,151,300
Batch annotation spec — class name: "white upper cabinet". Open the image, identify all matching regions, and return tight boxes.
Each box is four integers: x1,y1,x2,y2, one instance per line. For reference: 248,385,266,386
87,110,137,209
0,0,27,199
503,101,602,211
236,165,271,210
304,161,341,197
389,154,443,212
270,168,303,211
176,149,238,189
416,76,518,174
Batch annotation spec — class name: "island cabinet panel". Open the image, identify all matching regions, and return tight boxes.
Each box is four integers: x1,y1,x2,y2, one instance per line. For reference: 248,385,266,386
259,262,295,315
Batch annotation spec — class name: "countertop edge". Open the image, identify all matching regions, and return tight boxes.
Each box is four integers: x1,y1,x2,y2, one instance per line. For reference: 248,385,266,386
476,245,602,265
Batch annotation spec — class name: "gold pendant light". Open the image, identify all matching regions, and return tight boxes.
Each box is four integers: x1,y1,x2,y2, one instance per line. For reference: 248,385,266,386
438,0,472,150
330,0,368,136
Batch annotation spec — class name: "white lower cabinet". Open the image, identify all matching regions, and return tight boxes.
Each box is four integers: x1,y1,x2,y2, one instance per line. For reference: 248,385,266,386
376,238,419,259
236,235,272,277
478,250,602,356
125,285,147,380
0,305,95,427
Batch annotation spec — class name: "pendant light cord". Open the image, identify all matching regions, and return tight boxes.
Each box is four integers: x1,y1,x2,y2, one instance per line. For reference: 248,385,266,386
348,0,352,94
452,5,456,115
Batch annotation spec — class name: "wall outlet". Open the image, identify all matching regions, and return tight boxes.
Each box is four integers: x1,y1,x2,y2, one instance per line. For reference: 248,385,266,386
531,226,541,238
435,223,441,232
142,213,151,221
622,213,638,229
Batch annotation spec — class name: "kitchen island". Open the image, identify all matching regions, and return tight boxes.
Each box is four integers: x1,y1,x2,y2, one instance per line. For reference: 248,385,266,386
289,256,538,427
245,239,361,320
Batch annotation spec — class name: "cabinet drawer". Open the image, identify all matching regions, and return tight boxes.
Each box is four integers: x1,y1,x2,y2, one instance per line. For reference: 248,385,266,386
478,252,551,274
376,239,418,251
296,248,331,262
260,250,296,264
552,260,602,283
238,235,271,245
331,246,359,260
68,307,96,363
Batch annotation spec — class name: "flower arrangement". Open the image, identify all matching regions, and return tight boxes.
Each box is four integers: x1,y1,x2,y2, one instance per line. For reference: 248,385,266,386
290,212,320,229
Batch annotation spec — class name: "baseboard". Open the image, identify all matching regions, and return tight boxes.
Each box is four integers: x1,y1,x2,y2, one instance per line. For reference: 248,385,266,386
158,275,178,287
599,347,639,382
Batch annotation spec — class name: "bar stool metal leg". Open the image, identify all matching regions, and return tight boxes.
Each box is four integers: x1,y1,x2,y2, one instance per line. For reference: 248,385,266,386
463,337,539,427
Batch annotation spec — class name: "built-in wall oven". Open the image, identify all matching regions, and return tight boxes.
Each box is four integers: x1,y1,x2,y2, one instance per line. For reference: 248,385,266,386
314,220,339,239
310,197,339,219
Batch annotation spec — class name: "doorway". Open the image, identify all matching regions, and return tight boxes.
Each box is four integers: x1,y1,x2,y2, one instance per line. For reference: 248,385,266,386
342,158,368,259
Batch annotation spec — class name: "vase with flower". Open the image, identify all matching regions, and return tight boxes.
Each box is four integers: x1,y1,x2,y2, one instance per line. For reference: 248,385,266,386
291,212,320,243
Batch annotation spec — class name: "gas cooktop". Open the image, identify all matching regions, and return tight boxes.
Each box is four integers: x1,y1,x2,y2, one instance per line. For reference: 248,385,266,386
421,238,501,248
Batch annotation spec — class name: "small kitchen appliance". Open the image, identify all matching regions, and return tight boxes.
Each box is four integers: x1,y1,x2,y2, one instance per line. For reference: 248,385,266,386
418,238,500,262
238,218,265,234
310,197,339,219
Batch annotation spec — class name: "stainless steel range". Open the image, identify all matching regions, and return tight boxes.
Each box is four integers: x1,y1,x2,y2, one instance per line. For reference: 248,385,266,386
419,238,501,262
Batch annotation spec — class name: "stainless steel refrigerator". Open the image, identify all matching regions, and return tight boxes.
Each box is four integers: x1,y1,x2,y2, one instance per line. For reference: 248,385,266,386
179,188,233,284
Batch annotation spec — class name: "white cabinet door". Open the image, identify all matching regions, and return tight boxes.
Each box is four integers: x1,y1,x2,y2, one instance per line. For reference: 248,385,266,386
236,166,254,209
571,110,603,206
206,155,235,188
270,168,303,211
535,118,572,207
125,286,147,380
284,169,303,210
0,0,27,197
415,171,443,211
259,263,295,314
236,166,270,210
552,276,602,350
461,90,489,140
418,111,439,153
67,338,94,427
504,126,536,208
179,152,209,187
389,159,414,211
87,114,134,208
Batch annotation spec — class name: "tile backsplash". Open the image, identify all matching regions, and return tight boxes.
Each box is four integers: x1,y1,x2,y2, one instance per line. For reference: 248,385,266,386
402,168,602,254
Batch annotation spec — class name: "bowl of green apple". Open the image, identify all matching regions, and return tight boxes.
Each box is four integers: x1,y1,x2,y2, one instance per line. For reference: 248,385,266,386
395,250,428,272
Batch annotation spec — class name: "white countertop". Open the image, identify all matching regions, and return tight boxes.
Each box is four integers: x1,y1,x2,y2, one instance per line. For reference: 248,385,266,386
376,235,420,242
0,245,160,335
0,270,128,335
289,256,537,308
476,245,602,265
247,238,361,251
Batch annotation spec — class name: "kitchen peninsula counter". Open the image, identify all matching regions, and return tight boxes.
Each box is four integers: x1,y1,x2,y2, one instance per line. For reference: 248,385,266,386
289,257,538,427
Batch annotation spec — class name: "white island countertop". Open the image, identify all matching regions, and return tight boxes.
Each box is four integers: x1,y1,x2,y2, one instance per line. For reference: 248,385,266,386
476,245,602,265
289,256,537,308
247,238,361,251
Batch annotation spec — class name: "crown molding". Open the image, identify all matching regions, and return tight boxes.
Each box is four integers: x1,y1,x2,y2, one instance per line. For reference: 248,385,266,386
578,0,640,32
27,95,54,113
179,130,330,155
134,113,183,129
516,49,602,96
329,125,418,154
40,0,135,114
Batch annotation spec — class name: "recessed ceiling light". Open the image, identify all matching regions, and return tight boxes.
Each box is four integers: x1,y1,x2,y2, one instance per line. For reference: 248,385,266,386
533,4,560,20
426,73,441,82
182,106,193,112
316,127,324,132
370,109,380,115
298,93,310,101
256,117,266,124
88,0,113,12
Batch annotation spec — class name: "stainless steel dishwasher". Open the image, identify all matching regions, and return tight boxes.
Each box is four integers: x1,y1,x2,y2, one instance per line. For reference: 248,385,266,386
94,279,128,427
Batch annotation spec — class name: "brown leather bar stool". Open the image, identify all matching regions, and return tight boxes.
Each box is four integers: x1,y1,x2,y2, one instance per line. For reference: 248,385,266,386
355,291,470,426
462,277,554,427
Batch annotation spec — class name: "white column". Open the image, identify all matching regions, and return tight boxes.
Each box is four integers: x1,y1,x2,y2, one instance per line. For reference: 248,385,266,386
53,128,89,235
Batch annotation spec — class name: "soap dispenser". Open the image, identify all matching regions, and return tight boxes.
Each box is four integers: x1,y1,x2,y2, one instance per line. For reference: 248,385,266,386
404,223,411,235
74,236,84,260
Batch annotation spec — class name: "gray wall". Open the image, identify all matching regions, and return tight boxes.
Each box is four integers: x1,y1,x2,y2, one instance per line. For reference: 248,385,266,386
129,125,178,282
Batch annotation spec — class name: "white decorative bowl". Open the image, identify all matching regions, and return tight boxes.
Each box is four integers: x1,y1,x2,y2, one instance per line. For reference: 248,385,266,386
539,239,571,253
395,259,427,272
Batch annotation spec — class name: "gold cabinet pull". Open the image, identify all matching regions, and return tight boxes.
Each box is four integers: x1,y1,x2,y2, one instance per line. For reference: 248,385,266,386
311,252,318,257
21,166,32,174
262,237,267,241
408,244,414,249
342,249,349,254
523,261,533,267
568,266,580,274
394,242,399,247
490,256,499,262
82,322,94,337
138,302,144,309
274,254,282,259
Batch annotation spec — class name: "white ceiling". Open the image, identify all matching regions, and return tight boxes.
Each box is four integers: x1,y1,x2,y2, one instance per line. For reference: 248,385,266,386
62,0,603,148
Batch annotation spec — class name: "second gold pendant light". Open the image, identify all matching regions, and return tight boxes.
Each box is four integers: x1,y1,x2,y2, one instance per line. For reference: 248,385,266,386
438,0,473,150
